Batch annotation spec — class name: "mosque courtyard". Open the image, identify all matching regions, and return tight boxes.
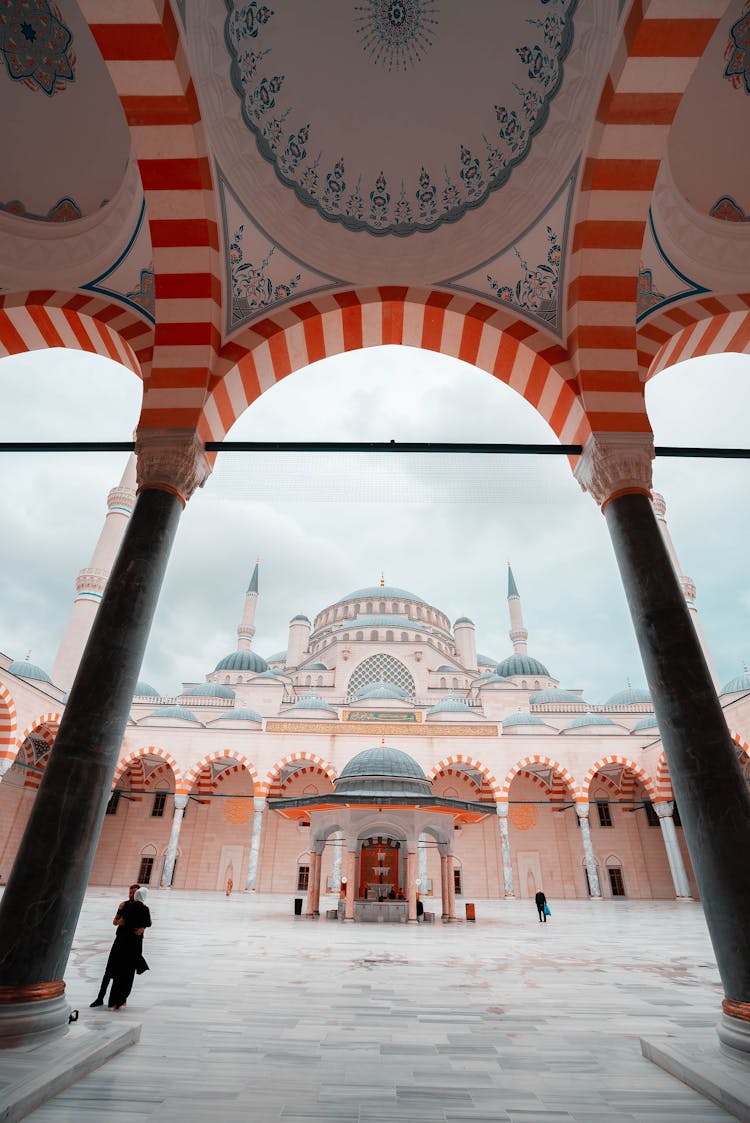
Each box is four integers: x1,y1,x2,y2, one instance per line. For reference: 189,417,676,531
23,890,737,1122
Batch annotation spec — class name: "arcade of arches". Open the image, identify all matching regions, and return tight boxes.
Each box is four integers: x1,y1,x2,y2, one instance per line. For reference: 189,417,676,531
0,0,749,1075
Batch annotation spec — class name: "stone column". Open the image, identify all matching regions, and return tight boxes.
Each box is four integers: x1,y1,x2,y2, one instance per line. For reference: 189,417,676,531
245,797,266,890
440,853,449,919
575,803,601,898
161,793,188,887
576,432,750,1054
497,804,515,896
655,801,691,899
0,430,209,1046
344,851,356,921
446,854,457,921
406,851,418,923
332,831,343,890
306,852,320,917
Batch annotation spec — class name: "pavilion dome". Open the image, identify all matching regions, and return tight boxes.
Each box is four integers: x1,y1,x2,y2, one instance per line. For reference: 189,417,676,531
335,745,432,798
134,680,160,697
8,660,52,684
496,654,550,677
214,650,269,673
529,688,584,705
343,585,425,603
179,683,235,699
354,681,408,701
211,709,263,723
144,705,201,724
720,672,750,696
606,686,651,706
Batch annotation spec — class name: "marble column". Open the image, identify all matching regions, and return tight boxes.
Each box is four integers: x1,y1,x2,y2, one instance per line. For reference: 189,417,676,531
161,794,188,887
576,432,750,1054
655,801,691,899
344,851,356,921
306,852,320,917
575,803,601,898
497,804,515,896
446,854,457,921
406,851,417,923
245,797,266,890
0,430,209,1046
332,831,343,890
440,853,449,919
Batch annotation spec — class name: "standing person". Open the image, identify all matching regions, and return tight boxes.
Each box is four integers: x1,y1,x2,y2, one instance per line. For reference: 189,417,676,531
108,887,152,1010
225,876,233,897
90,884,139,1007
535,888,548,923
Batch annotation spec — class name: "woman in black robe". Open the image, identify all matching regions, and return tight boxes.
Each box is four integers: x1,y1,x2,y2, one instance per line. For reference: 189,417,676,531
108,887,151,1009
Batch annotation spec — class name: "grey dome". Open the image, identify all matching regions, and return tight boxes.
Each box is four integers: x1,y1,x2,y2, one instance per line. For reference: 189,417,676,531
344,585,425,603
254,669,283,680
304,663,328,671
606,686,651,706
427,694,473,714
286,694,337,713
8,660,52,684
214,650,269,673
632,715,660,732
567,713,616,730
291,614,310,623
145,705,200,724
529,688,584,705
355,681,408,701
213,709,263,723
477,653,498,667
335,746,432,798
454,616,474,626
180,683,235,699
478,673,512,686
496,654,550,677
134,680,160,697
267,650,287,662
502,712,546,729
721,673,750,696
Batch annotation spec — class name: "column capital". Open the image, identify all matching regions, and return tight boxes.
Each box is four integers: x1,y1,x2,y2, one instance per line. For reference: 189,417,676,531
174,793,188,810
253,796,267,812
496,803,509,818
574,432,654,509
135,429,211,505
575,802,590,819
654,800,675,818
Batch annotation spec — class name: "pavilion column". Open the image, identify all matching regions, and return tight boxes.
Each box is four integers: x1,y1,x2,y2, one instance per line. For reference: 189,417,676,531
446,854,457,921
655,801,691,899
306,852,320,917
0,430,210,1046
332,831,343,890
344,850,356,921
575,803,601,898
245,797,266,890
440,853,449,919
406,850,418,923
497,804,515,896
161,794,188,887
576,432,750,1055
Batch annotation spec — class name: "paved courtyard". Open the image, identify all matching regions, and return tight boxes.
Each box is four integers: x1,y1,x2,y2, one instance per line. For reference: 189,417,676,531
27,891,735,1122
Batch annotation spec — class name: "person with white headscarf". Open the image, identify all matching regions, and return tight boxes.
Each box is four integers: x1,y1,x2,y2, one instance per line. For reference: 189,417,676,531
107,886,152,1009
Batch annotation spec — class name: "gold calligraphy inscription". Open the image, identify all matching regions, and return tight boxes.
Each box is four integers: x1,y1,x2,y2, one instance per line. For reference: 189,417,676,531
265,721,498,737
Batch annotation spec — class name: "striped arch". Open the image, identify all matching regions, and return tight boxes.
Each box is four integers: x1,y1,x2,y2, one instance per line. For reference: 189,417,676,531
589,772,623,799
567,3,721,432
88,6,223,431
511,769,563,800
263,752,337,797
0,683,18,766
430,767,482,801
183,750,260,795
499,756,577,804
638,300,750,381
18,713,61,750
117,755,147,795
655,752,674,801
113,746,183,790
202,289,583,445
731,730,750,760
275,765,335,798
0,292,151,377
581,755,657,802
428,754,501,802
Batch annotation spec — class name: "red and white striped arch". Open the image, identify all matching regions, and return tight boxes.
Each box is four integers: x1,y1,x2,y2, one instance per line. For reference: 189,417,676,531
655,752,673,801
85,0,223,431
262,752,337,797
430,767,483,801
182,750,260,794
498,756,577,804
0,292,150,377
638,298,750,381
0,684,18,767
428,754,501,802
510,768,571,802
113,746,183,789
581,755,657,802
117,755,147,794
274,765,335,798
567,2,722,434
202,288,583,444
18,713,61,751
731,730,750,760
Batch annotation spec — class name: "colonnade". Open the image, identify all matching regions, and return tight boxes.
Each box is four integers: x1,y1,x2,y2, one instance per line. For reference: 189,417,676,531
0,430,748,1059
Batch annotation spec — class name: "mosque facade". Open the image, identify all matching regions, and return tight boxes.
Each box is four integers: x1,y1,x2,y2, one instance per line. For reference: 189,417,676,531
2,461,749,913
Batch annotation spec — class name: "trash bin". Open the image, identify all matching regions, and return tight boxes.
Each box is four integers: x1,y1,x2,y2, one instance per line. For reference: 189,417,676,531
465,902,476,922
294,897,303,916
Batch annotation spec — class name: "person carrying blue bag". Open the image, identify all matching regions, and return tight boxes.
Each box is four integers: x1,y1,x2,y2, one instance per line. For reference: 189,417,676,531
534,889,550,923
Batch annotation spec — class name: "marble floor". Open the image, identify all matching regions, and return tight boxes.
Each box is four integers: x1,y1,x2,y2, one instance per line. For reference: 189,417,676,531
25,891,737,1122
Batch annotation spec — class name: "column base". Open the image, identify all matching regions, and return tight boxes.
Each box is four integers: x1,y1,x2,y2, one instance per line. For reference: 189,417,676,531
717,1011,750,1059
504,893,515,899
0,994,71,1049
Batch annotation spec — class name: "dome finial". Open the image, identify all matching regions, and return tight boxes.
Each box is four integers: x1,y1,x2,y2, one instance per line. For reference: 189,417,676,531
380,570,385,587
626,675,631,689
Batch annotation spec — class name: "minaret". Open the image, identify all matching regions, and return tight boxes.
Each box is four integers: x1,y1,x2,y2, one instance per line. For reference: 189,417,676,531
237,560,259,650
651,493,719,690
51,455,137,691
507,563,528,655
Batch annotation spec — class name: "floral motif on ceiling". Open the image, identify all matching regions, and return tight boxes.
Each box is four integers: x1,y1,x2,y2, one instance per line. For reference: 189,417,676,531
230,223,302,322
724,1,750,94
0,0,76,96
487,225,562,328
224,0,577,236
0,194,81,221
709,194,750,222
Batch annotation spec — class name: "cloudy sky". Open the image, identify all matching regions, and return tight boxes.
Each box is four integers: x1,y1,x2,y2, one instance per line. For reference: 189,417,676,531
1,344,749,703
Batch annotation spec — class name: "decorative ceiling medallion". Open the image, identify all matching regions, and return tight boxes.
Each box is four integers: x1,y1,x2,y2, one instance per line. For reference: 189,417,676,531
0,0,76,96
354,0,439,73
224,0,577,236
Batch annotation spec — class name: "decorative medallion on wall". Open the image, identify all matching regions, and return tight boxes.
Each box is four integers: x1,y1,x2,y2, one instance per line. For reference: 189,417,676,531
0,194,81,221
636,210,708,322
724,1,750,94
709,194,750,222
0,0,76,96
223,0,577,235
223,796,252,824
509,803,538,830
355,0,439,72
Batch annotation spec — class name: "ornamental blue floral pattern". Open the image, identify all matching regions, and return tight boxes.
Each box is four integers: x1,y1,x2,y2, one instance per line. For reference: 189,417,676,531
0,0,76,96
724,1,750,94
230,224,301,323
487,225,561,326
126,268,156,320
637,267,667,318
224,0,576,235
0,193,81,221
709,194,750,222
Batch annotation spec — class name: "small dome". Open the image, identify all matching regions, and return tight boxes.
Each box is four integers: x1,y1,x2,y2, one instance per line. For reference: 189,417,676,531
454,616,474,626
354,682,408,701
8,660,52,684
606,686,651,706
566,713,616,730
212,709,263,723
477,653,498,667
502,712,546,728
286,694,337,712
344,585,425,603
496,654,550,678
145,705,200,723
304,663,328,671
214,650,269,673
529,688,584,705
291,614,310,623
254,669,283,680
134,680,160,697
477,673,512,686
267,650,287,662
720,673,750,696
180,683,235,699
632,715,660,732
428,694,473,714
436,665,459,673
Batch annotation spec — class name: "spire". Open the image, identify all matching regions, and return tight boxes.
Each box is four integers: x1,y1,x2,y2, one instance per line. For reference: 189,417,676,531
507,562,519,599
247,558,259,596
506,562,528,655
238,558,260,650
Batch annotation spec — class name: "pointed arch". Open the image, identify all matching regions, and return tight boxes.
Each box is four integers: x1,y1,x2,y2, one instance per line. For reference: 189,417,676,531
182,750,260,794
499,756,577,804
18,713,61,750
640,300,750,382
428,755,500,802
430,767,482,801
0,683,18,766
655,752,674,801
263,752,337,796
113,746,183,790
581,755,657,802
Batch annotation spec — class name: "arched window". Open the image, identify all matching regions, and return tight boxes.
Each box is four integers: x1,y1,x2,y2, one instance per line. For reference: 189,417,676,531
452,677,458,689
316,675,323,686
534,679,540,689
401,632,409,641
356,631,364,641
521,679,527,689
440,677,446,689
415,606,422,619
386,630,394,641
379,600,386,613
366,601,373,613
370,630,379,641
305,675,312,686
346,653,417,702
342,633,350,641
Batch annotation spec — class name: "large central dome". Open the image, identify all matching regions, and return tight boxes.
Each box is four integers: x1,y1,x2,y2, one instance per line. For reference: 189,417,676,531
343,585,425,603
